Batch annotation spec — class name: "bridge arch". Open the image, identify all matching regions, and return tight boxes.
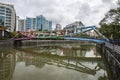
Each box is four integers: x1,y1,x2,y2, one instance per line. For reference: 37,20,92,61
64,25,109,43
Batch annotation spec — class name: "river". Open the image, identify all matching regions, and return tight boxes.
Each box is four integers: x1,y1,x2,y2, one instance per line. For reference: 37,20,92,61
0,42,113,80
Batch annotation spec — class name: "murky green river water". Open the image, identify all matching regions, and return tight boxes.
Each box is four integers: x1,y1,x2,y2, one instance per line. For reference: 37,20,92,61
0,43,113,80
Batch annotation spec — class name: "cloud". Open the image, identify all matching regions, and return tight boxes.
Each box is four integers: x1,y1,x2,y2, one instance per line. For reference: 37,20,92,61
102,0,113,4
0,0,118,28
77,2,91,19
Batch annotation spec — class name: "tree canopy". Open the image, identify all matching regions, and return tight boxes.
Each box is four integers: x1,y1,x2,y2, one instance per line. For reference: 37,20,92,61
99,1,120,39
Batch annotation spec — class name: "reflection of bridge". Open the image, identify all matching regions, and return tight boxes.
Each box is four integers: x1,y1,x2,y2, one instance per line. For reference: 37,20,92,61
35,56,102,75
16,48,104,76
33,45,99,58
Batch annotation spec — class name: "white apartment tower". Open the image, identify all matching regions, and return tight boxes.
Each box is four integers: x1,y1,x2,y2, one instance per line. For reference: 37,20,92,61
18,19,26,31
0,3,16,32
55,24,62,31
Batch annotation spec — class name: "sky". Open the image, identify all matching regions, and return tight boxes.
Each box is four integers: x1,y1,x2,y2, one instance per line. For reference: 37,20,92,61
0,0,118,29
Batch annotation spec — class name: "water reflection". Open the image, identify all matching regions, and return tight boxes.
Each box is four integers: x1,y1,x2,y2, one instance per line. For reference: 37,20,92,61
0,47,15,80
33,44,100,57
13,44,108,80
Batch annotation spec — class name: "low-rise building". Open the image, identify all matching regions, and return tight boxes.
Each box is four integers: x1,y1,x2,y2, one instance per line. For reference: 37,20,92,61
64,21,84,34
0,28,11,38
55,24,62,31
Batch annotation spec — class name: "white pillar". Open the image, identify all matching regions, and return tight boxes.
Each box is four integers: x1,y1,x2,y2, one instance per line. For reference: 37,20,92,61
74,27,76,33
2,30,4,36
65,29,68,35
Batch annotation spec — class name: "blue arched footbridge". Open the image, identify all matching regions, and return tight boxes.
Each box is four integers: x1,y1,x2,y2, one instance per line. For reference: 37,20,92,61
64,25,109,43
13,25,109,44
64,37,107,43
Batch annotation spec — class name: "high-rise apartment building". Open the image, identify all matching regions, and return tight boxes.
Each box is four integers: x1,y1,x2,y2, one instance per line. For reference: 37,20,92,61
32,18,36,30
36,15,45,31
18,19,26,31
49,21,52,31
0,3,16,32
16,16,26,31
26,17,36,31
26,15,52,31
26,18,33,30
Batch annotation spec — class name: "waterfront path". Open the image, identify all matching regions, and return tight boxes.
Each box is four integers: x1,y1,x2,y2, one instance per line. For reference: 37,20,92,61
105,43,120,54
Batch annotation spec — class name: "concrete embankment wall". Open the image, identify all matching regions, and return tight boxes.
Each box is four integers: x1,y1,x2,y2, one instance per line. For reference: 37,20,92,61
22,40,93,47
0,40,13,47
96,43,120,80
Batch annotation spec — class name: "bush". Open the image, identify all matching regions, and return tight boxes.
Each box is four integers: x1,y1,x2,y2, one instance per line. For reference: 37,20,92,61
0,36,7,40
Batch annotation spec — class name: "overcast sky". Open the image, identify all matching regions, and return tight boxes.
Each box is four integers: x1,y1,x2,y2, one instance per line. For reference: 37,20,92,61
0,0,118,28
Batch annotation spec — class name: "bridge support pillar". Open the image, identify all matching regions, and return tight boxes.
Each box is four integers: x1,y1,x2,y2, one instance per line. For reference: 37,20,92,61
13,40,22,47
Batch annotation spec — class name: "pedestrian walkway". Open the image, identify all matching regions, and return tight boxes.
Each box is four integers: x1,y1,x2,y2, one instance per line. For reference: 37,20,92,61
105,43,120,54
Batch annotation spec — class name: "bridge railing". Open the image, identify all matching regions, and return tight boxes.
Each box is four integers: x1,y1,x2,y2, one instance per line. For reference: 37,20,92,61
105,43,120,54
103,45,120,80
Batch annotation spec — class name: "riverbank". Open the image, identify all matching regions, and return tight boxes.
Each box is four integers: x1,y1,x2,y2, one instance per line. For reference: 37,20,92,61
22,40,95,47
0,40,13,47
96,43,120,80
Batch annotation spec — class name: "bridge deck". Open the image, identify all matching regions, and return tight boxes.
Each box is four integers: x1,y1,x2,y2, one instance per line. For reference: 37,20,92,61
65,37,107,43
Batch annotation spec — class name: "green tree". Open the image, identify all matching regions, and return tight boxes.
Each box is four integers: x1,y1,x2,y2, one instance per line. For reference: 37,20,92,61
99,0,120,39
11,31,19,38
99,23,120,39
74,33,90,37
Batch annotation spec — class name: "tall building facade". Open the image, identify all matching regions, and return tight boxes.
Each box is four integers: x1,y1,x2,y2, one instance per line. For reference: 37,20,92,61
26,15,52,31
32,18,36,30
0,3,16,32
36,15,45,31
18,19,26,31
49,21,52,31
26,17,36,31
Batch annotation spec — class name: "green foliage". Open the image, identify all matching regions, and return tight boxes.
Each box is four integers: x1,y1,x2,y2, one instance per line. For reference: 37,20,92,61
0,36,7,40
37,36,65,40
11,31,23,38
74,33,90,37
99,23,120,39
11,31,18,38
43,30,48,32
99,0,120,25
38,29,42,31
99,1,120,39
95,36,103,39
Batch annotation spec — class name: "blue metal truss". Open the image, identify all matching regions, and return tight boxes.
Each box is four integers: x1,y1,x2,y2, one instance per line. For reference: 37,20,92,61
65,25,109,43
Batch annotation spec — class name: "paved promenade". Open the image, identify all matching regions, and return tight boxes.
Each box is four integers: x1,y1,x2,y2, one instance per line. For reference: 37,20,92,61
105,42,120,54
